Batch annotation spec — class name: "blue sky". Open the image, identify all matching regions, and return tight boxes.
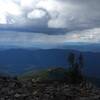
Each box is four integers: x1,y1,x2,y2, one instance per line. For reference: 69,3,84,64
0,0,100,48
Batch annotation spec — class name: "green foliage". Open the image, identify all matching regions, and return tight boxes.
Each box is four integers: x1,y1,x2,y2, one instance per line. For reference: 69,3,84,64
18,69,49,81
18,52,84,84
18,68,68,82
66,67,83,84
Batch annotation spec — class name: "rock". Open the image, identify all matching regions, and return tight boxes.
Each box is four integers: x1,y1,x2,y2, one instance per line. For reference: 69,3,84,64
0,75,100,100
33,91,38,95
14,93,20,97
0,98,5,100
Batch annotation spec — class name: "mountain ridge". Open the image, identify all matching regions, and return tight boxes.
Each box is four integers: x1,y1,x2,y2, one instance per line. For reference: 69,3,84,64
0,49,99,78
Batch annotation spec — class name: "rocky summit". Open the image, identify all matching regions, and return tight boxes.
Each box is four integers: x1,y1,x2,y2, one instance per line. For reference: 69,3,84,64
0,75,100,100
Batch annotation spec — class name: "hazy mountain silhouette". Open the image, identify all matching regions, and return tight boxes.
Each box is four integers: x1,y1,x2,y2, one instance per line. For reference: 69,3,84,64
0,49,99,77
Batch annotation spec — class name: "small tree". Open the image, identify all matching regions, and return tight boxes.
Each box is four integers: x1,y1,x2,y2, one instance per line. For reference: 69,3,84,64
67,53,84,84
79,53,84,68
73,62,80,83
68,53,75,68
79,53,84,82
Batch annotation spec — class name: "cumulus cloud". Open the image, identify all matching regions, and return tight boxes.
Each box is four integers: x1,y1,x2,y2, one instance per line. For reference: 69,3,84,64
0,0,99,29
28,9,46,19
0,0,48,27
0,0,100,37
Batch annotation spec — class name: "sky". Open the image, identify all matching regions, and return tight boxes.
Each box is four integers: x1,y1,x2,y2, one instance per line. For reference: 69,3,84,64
0,0,100,49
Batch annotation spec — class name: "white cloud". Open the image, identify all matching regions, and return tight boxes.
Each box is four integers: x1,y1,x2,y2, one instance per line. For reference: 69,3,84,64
0,0,22,15
0,0,100,29
27,9,47,19
20,0,39,9
0,14,7,24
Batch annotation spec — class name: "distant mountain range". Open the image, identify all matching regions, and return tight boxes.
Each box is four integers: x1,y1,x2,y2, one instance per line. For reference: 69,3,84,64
0,43,100,52
0,48,100,78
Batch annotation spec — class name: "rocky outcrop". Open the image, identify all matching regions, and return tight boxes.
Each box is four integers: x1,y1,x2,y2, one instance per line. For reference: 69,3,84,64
0,76,100,100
